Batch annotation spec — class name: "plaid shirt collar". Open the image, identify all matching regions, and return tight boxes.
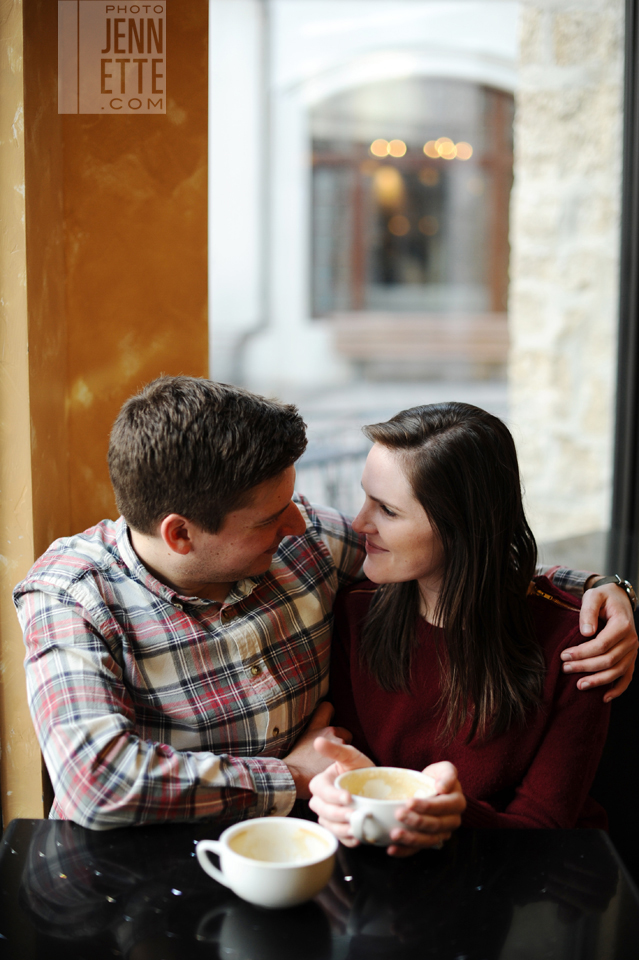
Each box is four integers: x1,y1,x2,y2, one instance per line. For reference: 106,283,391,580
114,515,262,608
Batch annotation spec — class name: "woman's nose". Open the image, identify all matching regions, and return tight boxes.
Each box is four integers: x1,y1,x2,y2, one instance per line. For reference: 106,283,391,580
352,507,373,533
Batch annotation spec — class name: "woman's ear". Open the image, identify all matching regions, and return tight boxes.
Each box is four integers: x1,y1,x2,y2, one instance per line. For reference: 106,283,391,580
159,514,195,555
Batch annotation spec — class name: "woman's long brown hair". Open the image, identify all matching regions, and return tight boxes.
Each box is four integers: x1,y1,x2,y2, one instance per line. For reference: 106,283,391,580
360,402,545,743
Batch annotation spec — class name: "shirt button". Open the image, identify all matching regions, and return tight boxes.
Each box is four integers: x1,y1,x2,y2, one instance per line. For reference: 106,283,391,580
250,665,260,677
174,602,183,611
272,727,280,738
268,805,277,815
222,608,235,620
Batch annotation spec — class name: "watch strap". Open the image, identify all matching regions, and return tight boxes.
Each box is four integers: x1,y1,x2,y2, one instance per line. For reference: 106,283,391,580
589,574,637,611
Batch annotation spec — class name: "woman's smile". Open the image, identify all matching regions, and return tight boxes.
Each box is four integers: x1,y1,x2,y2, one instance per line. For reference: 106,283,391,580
365,537,388,554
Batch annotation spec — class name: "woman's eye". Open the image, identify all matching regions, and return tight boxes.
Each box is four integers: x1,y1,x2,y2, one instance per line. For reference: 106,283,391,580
380,504,397,518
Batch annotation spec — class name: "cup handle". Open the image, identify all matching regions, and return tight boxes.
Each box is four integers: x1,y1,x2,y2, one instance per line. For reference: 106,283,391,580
196,839,230,887
350,809,383,844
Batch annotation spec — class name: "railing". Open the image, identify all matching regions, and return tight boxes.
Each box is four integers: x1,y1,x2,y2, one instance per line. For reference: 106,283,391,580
295,444,370,516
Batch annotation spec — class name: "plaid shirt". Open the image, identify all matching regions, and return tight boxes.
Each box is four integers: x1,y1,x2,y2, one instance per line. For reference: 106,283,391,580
13,493,589,832
14,496,365,830
540,565,590,597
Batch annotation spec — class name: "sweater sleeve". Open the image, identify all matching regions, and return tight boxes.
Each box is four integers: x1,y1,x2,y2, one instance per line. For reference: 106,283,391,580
462,635,610,829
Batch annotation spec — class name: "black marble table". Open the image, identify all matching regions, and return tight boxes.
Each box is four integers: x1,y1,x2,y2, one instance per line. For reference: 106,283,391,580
1,818,638,959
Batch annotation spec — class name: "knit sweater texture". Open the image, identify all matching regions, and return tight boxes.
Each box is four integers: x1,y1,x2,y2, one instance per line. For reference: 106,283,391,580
330,576,610,829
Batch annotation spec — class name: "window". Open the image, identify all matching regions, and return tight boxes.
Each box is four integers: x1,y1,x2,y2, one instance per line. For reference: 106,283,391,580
209,0,627,575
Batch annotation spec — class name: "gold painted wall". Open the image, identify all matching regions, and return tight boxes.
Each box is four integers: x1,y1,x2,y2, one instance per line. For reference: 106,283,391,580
62,2,209,531
0,0,208,825
23,0,70,562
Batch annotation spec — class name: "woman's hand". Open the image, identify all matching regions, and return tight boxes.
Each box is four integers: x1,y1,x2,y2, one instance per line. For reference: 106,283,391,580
309,738,466,857
388,761,466,857
308,737,375,847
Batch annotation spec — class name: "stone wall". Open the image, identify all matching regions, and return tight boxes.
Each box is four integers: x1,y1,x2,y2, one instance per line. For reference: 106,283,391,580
509,0,624,564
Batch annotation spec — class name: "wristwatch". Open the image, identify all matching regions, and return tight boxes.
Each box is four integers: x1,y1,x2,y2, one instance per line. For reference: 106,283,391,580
588,574,637,611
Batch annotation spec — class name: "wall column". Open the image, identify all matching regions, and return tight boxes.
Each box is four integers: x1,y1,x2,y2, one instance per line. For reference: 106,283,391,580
0,0,209,827
509,1,623,562
0,0,44,824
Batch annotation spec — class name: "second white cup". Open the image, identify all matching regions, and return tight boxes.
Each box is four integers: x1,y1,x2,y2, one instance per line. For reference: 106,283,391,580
336,766,437,846
196,817,338,909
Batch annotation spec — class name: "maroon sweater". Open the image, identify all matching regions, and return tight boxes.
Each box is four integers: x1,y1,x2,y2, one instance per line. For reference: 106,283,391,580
331,576,610,829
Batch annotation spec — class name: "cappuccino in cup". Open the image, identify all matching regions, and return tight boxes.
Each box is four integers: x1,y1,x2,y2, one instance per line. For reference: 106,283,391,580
336,766,437,846
196,817,337,909
228,822,330,863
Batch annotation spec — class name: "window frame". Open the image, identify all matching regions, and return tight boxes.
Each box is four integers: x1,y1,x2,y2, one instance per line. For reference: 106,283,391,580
608,0,639,583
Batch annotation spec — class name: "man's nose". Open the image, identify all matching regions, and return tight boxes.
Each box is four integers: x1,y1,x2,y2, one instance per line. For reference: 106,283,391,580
280,502,306,537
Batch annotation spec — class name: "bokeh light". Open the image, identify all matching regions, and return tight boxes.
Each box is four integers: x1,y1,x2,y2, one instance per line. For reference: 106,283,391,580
423,138,474,161
370,139,390,157
388,139,407,158
388,214,410,236
373,166,405,207
437,138,457,159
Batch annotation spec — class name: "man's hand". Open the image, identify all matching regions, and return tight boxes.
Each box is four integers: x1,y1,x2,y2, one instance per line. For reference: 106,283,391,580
563,578,638,702
283,702,352,799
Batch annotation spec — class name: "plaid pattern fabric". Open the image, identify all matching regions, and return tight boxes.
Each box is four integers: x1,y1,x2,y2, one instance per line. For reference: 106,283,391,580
14,495,365,831
537,564,592,598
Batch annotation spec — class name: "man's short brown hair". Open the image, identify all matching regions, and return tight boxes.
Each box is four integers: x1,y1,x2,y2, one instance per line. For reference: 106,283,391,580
108,376,307,533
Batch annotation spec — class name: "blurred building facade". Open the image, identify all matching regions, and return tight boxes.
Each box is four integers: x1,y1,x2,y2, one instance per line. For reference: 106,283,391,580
208,0,519,389
209,0,624,569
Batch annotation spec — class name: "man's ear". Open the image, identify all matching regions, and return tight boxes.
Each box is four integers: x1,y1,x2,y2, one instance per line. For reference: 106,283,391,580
159,515,195,555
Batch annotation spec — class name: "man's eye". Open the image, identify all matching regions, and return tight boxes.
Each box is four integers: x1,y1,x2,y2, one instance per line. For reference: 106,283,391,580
381,504,396,518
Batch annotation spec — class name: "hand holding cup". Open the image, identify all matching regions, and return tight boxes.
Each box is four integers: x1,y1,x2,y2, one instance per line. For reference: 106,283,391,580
309,737,466,856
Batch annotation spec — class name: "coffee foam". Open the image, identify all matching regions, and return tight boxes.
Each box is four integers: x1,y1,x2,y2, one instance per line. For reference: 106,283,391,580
342,768,437,801
229,826,330,864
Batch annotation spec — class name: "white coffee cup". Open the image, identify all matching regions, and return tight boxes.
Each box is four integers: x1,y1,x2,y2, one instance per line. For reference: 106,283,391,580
196,817,338,909
336,766,437,846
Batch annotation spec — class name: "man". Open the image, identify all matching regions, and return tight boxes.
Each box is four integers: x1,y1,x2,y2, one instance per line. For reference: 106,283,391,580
13,377,638,831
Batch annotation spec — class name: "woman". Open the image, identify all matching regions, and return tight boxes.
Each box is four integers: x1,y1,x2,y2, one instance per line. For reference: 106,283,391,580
309,402,610,855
